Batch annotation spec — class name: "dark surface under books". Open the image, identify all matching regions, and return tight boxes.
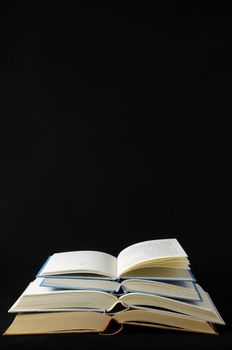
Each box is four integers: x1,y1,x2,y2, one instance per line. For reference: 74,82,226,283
0,2,232,349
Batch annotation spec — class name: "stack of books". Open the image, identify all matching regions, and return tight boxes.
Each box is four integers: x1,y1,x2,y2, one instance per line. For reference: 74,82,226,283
4,239,225,335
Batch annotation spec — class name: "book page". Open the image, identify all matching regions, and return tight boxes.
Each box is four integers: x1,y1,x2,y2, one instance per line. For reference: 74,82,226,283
42,277,121,292
112,309,217,334
4,312,111,335
40,251,117,278
8,279,119,313
117,239,187,276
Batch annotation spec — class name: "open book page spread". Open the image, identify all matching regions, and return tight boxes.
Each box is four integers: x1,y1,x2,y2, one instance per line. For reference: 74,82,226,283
40,251,117,278
4,310,217,335
117,239,188,276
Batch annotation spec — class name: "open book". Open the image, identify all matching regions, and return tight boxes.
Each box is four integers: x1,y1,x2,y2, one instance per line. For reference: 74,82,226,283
4,309,218,335
41,278,199,301
37,239,190,279
8,279,224,326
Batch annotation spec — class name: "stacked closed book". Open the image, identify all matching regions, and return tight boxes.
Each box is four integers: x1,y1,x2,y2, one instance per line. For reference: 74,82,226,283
4,239,225,335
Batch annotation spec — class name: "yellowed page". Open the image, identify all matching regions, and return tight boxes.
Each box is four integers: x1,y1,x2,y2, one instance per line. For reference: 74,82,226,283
122,321,216,334
120,266,192,279
117,239,188,276
4,312,111,335
113,309,217,334
121,279,198,300
119,285,225,324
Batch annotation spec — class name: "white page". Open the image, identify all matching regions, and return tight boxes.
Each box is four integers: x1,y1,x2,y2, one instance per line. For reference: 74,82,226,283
40,251,117,278
8,279,55,312
117,239,187,276
11,278,77,298
8,278,118,313
20,278,55,295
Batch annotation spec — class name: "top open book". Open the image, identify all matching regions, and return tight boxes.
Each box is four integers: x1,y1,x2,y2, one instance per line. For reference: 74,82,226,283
37,239,190,280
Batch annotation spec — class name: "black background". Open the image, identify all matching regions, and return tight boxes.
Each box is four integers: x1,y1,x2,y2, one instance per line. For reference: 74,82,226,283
0,2,231,349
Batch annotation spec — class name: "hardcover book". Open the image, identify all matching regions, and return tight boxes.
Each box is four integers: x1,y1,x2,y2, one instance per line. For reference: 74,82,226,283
41,278,199,300
37,239,190,279
4,310,219,335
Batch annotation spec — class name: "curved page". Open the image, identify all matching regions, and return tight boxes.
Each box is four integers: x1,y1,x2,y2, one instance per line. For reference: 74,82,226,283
39,251,117,278
117,239,187,276
4,312,111,335
9,279,119,312
112,309,217,334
